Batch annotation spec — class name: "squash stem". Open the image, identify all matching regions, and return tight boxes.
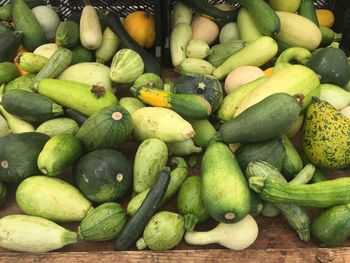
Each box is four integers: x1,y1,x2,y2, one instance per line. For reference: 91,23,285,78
82,0,91,6
334,33,342,42
184,214,199,231
136,237,147,250
248,176,265,193
52,104,64,115
62,231,78,246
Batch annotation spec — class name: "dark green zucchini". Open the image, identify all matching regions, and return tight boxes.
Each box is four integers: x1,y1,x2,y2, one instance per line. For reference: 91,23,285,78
114,169,170,251
298,0,319,26
103,11,161,75
65,109,87,126
182,0,238,26
74,149,133,203
236,137,286,172
71,45,94,65
0,132,50,183
0,23,11,38
0,62,19,84
0,31,22,63
311,204,350,247
1,90,63,122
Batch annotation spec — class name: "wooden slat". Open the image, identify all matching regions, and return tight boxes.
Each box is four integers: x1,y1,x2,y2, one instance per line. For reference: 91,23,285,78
1,248,350,263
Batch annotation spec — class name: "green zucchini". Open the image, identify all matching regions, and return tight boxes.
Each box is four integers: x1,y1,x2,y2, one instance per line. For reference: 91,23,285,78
177,176,210,231
311,204,350,247
216,93,301,144
249,191,263,217
0,62,19,84
12,0,46,51
281,134,303,178
249,177,350,208
0,132,50,183
131,86,212,120
134,73,164,89
118,97,145,114
136,211,184,251
288,164,315,185
71,45,94,64
114,169,170,251
213,36,278,80
37,79,118,117
233,0,280,36
36,118,79,137
298,0,319,26
4,74,35,93
0,31,22,63
189,119,216,148
16,52,48,73
133,138,169,193
78,202,127,241
2,89,63,122
236,137,286,172
128,157,188,216
0,22,11,38
246,161,311,241
207,40,246,67
104,11,161,75
202,140,251,223
182,0,238,26
55,21,80,48
74,149,133,203
34,48,73,83
65,109,87,126
37,134,82,176
16,176,92,222
0,214,77,253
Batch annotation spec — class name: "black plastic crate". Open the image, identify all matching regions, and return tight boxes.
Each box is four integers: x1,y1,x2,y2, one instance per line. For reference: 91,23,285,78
0,0,163,62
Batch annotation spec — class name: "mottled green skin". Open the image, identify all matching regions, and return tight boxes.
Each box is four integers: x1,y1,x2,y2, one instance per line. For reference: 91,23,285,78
78,202,127,241
74,149,133,203
142,211,184,251
303,100,350,169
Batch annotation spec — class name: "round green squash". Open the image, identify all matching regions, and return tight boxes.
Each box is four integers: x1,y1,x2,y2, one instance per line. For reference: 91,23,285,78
78,202,127,241
74,149,133,203
0,132,50,183
174,73,223,112
76,105,133,151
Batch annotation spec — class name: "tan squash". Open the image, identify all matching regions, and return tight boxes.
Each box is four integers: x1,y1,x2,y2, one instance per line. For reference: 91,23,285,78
123,11,155,48
191,16,219,45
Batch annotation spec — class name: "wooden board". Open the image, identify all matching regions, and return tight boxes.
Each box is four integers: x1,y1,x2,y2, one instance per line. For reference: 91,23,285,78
0,69,350,262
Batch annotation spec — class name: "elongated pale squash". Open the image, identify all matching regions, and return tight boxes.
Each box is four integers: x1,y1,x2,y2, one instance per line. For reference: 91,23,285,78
80,5,102,50
235,65,320,116
213,36,278,80
275,12,322,51
170,23,192,67
132,107,195,142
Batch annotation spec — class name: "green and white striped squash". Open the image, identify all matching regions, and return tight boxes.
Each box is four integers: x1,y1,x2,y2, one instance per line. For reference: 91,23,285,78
110,49,144,83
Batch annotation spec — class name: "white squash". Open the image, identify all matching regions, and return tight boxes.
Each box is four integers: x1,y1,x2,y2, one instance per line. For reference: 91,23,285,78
32,5,60,41
80,5,103,50
58,62,113,92
320,84,350,110
185,214,258,250
34,43,59,59
219,22,240,44
224,66,265,94
191,16,219,45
